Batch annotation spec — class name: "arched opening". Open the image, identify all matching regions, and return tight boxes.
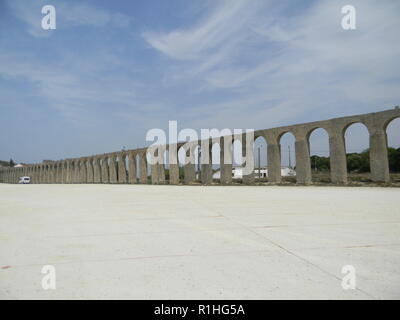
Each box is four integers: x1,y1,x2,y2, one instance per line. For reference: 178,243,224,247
135,154,140,181
232,139,242,182
211,142,220,183
344,122,371,182
194,145,201,182
254,136,267,182
163,150,169,183
279,132,296,183
308,128,330,183
178,146,186,182
386,117,400,182
146,152,152,183
124,156,129,182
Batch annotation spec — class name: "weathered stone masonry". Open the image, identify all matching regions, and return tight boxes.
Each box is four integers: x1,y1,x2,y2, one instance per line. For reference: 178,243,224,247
1,108,399,185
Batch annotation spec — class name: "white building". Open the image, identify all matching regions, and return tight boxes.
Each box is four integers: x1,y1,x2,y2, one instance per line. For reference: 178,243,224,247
212,166,296,179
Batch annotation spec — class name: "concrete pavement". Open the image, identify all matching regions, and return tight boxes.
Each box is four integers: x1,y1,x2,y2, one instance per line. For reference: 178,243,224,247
0,184,399,299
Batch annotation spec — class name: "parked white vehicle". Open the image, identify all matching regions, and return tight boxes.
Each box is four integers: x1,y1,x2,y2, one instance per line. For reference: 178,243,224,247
18,176,31,184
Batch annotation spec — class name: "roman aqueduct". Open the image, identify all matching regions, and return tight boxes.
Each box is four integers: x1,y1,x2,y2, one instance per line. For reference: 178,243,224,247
1,108,399,185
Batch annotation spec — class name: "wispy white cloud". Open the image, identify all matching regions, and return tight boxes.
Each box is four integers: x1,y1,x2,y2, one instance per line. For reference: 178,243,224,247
143,0,400,126
143,0,263,62
140,0,400,157
5,0,131,37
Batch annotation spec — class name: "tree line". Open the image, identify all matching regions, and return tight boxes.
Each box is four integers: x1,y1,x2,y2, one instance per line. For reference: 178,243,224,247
310,148,400,173
0,159,15,167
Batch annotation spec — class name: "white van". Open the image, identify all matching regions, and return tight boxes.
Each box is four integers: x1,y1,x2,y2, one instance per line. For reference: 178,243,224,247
18,176,31,184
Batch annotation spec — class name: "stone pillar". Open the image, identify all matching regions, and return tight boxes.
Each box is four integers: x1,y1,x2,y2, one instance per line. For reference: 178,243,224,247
184,144,196,184
87,159,94,183
35,166,40,184
32,166,37,184
65,161,71,184
36,166,40,184
158,163,166,184
48,165,53,183
53,164,58,183
73,161,80,183
220,137,232,185
76,161,81,183
267,143,281,183
57,163,62,183
80,160,87,183
52,164,56,183
329,131,348,184
295,136,312,184
51,164,56,183
93,158,102,183
370,128,390,182
46,165,51,183
139,152,148,184
42,165,47,183
70,161,75,183
71,161,76,183
109,156,118,183
54,164,58,183
151,162,159,184
59,163,63,183
128,153,137,184
169,145,180,185
118,153,127,184
242,134,255,185
101,158,109,183
63,161,69,183
201,140,213,185
29,167,33,183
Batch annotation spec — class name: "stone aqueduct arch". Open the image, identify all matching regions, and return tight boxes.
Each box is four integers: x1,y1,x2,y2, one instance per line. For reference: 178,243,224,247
1,108,399,185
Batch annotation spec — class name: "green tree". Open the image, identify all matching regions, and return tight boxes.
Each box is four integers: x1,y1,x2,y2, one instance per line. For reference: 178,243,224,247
346,149,370,173
310,155,330,171
388,147,400,172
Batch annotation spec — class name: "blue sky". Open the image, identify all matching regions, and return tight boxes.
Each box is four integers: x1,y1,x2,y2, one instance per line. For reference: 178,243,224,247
0,0,399,165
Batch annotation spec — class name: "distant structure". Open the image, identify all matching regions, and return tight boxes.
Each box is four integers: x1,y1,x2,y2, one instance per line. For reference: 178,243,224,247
0,108,399,185
213,166,295,180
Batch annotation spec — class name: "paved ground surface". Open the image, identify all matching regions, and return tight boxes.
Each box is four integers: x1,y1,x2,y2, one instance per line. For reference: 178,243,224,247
0,184,399,299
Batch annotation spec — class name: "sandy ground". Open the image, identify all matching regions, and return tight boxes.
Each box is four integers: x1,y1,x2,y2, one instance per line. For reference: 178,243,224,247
0,184,399,300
